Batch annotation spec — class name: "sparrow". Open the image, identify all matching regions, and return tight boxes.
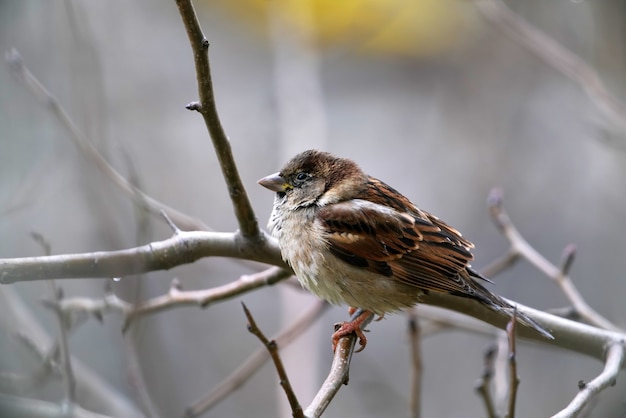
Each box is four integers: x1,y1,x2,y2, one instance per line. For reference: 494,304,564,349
258,150,552,351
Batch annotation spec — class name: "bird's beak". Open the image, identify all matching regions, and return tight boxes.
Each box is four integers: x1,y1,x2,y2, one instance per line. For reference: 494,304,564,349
258,172,291,192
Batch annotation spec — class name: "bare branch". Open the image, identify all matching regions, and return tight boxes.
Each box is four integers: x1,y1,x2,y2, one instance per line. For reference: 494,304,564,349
185,301,328,417
303,313,374,418
505,310,519,418
475,344,497,418
475,0,626,134
46,283,77,406
552,342,625,418
0,230,284,284
487,188,622,332
46,267,291,333
173,0,260,238
242,304,303,418
422,291,625,362
479,250,520,279
0,286,145,417
0,393,114,418
4,49,209,232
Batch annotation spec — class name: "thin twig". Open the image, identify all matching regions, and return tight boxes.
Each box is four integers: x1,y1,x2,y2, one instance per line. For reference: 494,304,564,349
479,250,520,279
242,304,303,418
0,287,145,417
46,267,291,332
505,310,519,418
47,284,77,407
174,0,260,238
407,308,422,418
4,49,209,232
0,392,115,418
31,232,77,408
487,188,622,332
185,301,328,417
552,342,625,418
475,344,497,418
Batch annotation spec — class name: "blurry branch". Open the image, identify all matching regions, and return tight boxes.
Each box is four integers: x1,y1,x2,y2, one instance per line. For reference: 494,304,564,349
303,313,374,418
0,393,114,418
185,300,328,417
44,267,291,332
552,342,623,418
33,233,78,410
487,188,622,333
44,285,78,408
174,0,260,239
475,0,626,134
124,158,162,418
124,267,290,330
474,316,521,418
4,49,209,232
0,230,285,284
0,286,145,417
0,225,623,364
407,308,422,418
505,312,519,418
242,304,304,418
475,344,497,418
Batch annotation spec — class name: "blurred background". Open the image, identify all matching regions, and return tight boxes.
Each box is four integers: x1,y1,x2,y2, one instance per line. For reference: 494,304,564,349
1,0,626,417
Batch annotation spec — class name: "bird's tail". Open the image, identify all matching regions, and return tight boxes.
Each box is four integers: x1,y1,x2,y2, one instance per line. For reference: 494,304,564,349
467,269,554,340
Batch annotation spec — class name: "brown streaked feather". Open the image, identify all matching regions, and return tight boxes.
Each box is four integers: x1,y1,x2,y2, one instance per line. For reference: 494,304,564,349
319,176,485,299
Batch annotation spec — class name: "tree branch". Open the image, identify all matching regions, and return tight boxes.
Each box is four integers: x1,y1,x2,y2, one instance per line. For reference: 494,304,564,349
303,313,374,418
174,0,260,238
488,189,622,332
505,311,519,418
552,342,624,418
475,344,497,418
185,301,328,417
475,0,626,134
242,304,303,418
0,230,284,284
4,49,209,232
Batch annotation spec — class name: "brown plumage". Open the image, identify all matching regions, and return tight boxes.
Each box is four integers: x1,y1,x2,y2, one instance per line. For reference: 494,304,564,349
259,150,552,351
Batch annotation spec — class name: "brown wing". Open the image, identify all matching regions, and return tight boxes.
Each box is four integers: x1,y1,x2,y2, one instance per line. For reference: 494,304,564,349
318,177,482,297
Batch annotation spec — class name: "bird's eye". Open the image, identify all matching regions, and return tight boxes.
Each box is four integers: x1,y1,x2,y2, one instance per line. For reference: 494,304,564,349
295,172,308,182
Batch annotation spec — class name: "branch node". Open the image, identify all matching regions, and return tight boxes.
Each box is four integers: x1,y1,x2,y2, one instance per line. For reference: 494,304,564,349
170,277,183,292
185,101,202,112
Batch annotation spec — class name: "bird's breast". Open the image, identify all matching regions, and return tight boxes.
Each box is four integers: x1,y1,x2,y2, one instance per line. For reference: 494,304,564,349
269,206,422,314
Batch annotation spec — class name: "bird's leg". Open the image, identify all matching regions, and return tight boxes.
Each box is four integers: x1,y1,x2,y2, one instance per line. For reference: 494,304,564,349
332,309,374,353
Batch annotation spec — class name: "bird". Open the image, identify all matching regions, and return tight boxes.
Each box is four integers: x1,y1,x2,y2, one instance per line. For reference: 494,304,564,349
258,150,553,352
